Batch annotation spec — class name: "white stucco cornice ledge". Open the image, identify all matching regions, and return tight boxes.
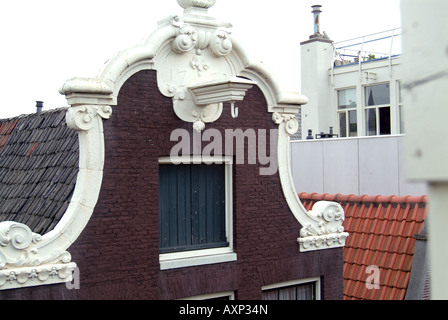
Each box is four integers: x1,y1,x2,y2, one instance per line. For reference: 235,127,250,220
59,77,115,106
59,77,114,95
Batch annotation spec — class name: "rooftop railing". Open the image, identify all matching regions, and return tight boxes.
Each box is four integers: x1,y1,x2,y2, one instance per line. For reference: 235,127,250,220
330,28,401,83
332,28,402,66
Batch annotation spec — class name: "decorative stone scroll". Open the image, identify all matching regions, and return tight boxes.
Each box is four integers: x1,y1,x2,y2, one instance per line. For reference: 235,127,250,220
274,114,349,252
0,102,110,290
155,14,237,132
66,105,113,132
298,201,349,252
272,112,300,136
0,222,77,290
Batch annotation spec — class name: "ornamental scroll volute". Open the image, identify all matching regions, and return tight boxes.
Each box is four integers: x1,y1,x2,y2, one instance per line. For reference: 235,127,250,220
156,15,234,131
273,113,349,252
0,222,42,270
66,105,113,132
0,222,76,290
298,201,349,252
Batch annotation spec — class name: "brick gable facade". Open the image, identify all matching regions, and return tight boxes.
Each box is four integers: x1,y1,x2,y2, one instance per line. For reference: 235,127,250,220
0,69,343,299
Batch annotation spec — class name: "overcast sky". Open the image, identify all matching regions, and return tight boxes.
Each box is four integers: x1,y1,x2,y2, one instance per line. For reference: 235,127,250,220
0,0,401,119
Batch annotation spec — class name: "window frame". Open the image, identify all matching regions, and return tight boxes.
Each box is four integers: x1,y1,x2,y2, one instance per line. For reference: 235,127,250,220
158,155,236,270
180,291,236,300
398,81,404,134
337,87,358,138
262,277,321,300
363,83,392,136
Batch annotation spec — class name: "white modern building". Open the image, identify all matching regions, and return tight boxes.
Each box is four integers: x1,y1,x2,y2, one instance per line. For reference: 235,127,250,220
291,5,427,197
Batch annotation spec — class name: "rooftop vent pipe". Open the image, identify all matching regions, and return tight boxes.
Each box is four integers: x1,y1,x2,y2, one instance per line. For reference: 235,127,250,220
36,101,43,113
312,5,322,34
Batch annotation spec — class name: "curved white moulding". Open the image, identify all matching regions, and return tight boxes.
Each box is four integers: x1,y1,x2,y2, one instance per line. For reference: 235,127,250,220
274,115,349,252
0,1,349,291
0,105,111,290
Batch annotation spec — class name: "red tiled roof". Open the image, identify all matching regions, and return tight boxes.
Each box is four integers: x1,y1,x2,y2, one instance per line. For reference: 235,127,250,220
299,193,428,300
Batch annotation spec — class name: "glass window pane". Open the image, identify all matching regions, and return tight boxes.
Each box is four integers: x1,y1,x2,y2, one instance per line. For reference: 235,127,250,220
339,112,347,138
348,110,357,137
262,290,278,300
296,283,314,300
338,88,357,109
279,287,296,300
263,282,318,300
379,107,391,135
366,109,377,136
365,84,390,106
399,105,404,134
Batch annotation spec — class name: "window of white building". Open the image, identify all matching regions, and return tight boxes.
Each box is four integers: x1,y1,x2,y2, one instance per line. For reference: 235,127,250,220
337,88,358,137
398,81,404,134
364,83,391,136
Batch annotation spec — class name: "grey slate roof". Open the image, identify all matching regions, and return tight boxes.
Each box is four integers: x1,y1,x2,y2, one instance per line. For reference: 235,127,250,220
0,108,79,235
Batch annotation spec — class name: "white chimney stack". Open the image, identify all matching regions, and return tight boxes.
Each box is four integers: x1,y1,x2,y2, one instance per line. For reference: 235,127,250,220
312,5,322,34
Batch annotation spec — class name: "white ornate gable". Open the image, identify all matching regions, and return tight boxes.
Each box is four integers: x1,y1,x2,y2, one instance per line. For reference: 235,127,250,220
0,0,348,291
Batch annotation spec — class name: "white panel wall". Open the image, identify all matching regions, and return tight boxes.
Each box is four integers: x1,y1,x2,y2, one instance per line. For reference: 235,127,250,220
291,140,324,194
358,136,400,196
291,135,427,196
323,139,359,195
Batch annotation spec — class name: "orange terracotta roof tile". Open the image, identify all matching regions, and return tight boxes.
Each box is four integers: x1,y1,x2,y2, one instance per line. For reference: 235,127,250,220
299,192,428,300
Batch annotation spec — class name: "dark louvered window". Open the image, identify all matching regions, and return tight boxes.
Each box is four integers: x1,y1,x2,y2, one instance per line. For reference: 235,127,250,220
159,164,228,253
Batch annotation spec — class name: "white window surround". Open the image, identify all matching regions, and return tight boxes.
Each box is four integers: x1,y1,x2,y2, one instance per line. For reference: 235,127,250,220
262,277,321,300
158,156,235,270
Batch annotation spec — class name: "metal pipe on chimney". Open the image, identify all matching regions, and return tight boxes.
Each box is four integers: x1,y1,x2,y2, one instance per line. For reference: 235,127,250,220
36,101,43,113
312,5,322,34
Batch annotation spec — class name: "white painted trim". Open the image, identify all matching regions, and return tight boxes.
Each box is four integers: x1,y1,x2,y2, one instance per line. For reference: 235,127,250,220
40,5,346,287
0,105,111,290
2,0,349,293
275,120,349,252
160,249,237,270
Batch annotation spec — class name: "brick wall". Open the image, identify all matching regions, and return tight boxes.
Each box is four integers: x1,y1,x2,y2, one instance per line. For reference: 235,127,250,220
0,69,343,300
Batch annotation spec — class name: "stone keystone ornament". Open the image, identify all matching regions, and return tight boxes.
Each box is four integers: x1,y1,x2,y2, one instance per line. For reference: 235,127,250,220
177,0,216,9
